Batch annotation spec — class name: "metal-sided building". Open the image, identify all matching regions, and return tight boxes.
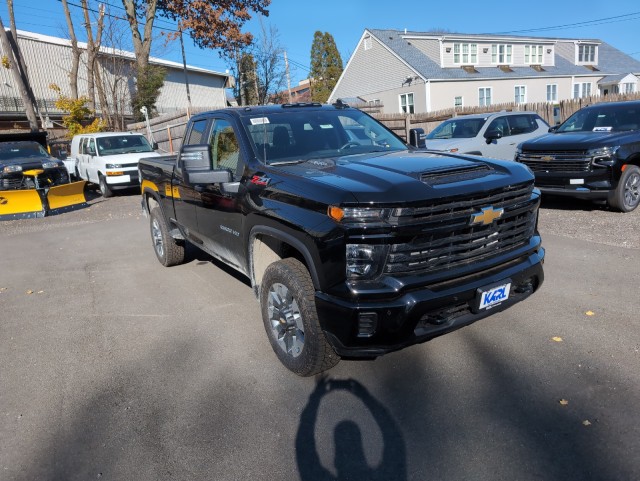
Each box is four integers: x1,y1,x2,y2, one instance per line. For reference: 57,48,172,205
0,29,231,123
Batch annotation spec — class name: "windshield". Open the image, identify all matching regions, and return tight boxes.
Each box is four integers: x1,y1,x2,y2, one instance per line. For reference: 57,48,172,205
0,142,49,161
426,118,486,140
557,104,640,133
241,109,407,164
96,135,154,156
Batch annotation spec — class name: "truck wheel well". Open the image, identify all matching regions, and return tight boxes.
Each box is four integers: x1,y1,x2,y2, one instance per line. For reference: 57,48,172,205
251,234,307,296
145,194,159,213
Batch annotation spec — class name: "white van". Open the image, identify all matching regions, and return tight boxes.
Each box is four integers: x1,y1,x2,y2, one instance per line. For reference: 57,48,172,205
70,132,160,197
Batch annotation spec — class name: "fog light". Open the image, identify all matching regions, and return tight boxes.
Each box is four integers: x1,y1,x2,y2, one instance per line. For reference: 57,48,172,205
357,312,377,338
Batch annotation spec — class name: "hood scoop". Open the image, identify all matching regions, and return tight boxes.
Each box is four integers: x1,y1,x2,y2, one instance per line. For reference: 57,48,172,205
420,164,493,185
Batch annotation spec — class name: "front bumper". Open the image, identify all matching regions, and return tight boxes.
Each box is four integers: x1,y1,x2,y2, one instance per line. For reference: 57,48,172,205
533,169,613,199
315,247,545,358
105,169,140,188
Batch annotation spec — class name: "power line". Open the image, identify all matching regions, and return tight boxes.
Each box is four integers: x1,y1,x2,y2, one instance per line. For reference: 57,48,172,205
495,10,640,35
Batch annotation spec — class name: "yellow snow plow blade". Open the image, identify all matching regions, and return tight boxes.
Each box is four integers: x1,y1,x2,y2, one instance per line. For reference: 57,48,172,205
0,188,45,220
47,181,87,213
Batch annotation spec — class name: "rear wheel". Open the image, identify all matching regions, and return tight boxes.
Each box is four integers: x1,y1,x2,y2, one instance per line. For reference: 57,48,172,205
98,174,113,198
260,258,340,376
608,165,640,212
150,207,185,266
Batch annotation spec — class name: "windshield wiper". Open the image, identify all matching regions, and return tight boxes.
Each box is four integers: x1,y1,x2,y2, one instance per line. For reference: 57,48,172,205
268,159,307,166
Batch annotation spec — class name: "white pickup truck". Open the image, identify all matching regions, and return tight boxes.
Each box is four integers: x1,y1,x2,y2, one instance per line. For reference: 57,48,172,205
70,132,160,197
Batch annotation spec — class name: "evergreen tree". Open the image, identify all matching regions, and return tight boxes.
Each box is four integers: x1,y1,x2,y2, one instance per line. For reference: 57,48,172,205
309,31,343,103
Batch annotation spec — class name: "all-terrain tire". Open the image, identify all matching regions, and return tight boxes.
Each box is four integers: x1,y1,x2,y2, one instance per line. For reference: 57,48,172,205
608,165,640,212
149,207,185,267
260,258,340,376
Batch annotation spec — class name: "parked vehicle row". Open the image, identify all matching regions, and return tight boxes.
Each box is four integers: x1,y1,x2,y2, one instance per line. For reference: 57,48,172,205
413,100,640,212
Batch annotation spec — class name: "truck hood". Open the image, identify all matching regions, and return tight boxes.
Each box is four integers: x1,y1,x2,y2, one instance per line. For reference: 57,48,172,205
519,131,637,150
269,150,533,205
0,156,62,169
99,151,161,163
423,138,476,152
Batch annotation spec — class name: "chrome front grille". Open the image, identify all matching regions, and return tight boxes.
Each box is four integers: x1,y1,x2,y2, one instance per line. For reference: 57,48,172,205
384,181,537,276
517,150,590,172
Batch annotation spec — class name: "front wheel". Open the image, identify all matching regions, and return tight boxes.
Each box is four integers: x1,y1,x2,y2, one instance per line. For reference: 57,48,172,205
149,207,185,267
260,258,340,376
98,174,113,198
608,165,640,212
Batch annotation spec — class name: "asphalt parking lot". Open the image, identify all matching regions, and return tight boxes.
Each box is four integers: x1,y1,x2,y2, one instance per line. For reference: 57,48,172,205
1,188,639,481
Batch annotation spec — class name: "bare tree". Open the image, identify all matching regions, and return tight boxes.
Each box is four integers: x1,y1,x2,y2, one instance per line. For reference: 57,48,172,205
0,16,38,130
81,0,105,111
60,0,81,99
253,21,286,105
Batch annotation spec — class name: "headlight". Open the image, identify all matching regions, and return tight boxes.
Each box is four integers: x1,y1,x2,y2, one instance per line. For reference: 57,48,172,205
514,146,523,159
587,146,619,166
328,206,389,223
106,163,122,169
41,161,59,169
346,244,389,280
3,165,22,173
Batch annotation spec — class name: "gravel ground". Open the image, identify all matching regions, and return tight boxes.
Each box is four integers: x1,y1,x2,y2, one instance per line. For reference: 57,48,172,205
1,187,638,250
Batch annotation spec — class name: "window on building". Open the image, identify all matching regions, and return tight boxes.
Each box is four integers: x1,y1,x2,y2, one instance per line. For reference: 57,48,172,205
573,82,592,99
453,43,477,64
400,93,414,113
363,36,371,51
623,83,636,94
491,44,512,64
578,44,597,63
546,84,558,102
525,45,544,64
454,96,463,108
514,86,526,104
479,87,492,106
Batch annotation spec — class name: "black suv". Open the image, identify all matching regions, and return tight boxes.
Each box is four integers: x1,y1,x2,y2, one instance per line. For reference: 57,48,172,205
515,100,640,212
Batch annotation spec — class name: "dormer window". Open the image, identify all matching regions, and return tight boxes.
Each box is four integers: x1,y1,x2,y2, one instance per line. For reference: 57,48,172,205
525,45,544,64
491,44,512,64
578,44,597,63
453,43,477,64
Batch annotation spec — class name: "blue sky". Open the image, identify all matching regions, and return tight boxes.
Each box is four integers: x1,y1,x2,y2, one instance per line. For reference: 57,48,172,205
1,0,639,86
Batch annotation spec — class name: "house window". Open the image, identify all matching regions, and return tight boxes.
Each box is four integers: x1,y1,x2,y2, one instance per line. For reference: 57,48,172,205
514,86,526,104
491,44,512,64
525,45,544,64
578,44,596,63
454,96,463,108
363,36,371,50
479,87,492,106
623,83,635,93
453,43,477,64
546,84,558,102
400,93,414,113
573,82,592,98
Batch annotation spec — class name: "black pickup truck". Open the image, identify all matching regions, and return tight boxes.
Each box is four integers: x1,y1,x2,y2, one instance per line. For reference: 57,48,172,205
139,103,545,376
515,100,640,212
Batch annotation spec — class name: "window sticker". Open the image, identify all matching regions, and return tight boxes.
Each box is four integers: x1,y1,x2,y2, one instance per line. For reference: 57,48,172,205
319,124,334,129
250,117,270,125
593,126,612,132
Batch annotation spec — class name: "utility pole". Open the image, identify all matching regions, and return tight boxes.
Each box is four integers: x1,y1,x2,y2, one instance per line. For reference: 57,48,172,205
179,30,192,118
284,51,292,103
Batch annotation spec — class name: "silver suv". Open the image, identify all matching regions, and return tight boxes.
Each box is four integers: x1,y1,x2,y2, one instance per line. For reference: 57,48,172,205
424,111,549,160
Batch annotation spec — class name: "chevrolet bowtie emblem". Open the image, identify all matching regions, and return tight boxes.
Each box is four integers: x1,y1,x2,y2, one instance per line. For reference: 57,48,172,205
541,155,554,161
471,206,504,226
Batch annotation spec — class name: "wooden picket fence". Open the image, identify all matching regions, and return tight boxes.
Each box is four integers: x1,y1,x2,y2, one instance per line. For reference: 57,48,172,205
128,91,640,149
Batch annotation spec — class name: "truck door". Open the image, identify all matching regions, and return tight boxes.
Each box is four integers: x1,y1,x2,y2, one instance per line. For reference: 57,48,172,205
86,138,100,183
77,137,89,179
173,118,212,239
194,118,246,272
482,117,516,160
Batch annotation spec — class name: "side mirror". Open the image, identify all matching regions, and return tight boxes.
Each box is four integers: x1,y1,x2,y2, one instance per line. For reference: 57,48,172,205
152,142,158,150
548,125,559,133
484,129,502,144
180,144,232,185
409,128,426,148
88,146,96,155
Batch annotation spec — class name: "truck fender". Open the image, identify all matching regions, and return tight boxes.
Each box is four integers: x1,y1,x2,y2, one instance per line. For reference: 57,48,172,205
248,225,322,294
